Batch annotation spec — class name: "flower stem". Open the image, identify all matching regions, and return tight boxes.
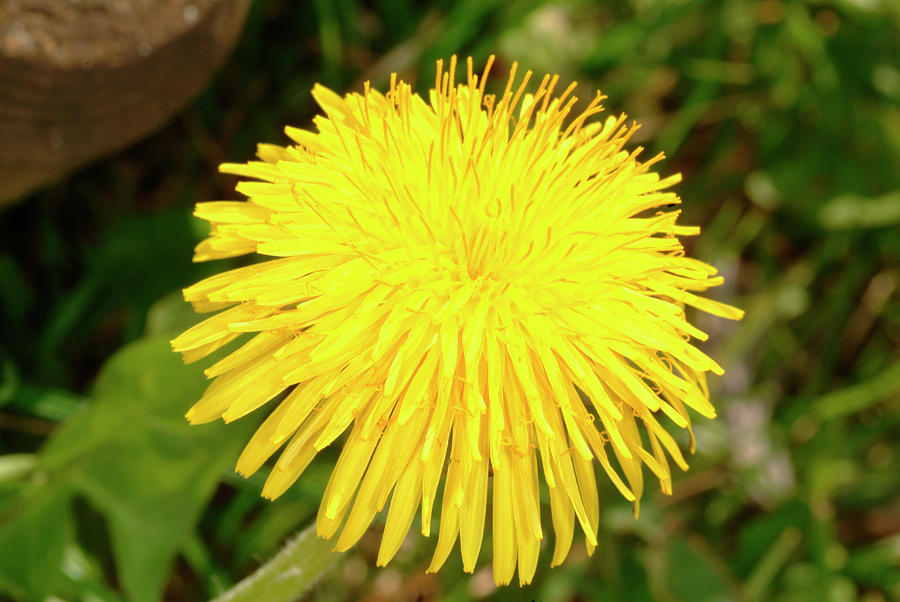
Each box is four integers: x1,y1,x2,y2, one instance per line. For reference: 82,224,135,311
212,521,342,602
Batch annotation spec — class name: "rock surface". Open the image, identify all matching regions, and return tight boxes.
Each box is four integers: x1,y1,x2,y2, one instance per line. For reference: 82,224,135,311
0,0,252,205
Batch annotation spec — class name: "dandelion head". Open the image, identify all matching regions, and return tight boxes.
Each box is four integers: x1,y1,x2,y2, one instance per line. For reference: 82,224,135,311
172,56,743,586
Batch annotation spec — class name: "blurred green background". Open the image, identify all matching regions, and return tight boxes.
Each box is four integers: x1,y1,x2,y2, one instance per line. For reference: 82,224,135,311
1,0,899,600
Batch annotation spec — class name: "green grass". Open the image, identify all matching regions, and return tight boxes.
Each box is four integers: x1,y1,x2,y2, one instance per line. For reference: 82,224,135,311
1,0,899,600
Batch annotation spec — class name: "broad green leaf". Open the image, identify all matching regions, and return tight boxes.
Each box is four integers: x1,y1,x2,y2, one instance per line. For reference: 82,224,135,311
57,544,126,602
0,487,71,600
39,335,253,602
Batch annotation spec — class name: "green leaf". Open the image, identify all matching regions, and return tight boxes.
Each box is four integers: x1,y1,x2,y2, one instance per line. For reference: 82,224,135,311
660,534,741,602
818,190,900,230
0,487,71,600
38,335,252,602
39,210,201,358
844,534,900,591
734,500,809,578
813,358,900,420
7,383,85,422
144,291,205,337
57,544,126,602
0,454,37,483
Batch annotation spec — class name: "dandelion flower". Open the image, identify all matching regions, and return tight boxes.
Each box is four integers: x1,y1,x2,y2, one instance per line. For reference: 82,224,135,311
172,55,743,586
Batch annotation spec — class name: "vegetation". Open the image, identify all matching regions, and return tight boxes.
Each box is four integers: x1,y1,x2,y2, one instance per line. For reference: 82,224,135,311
1,0,898,600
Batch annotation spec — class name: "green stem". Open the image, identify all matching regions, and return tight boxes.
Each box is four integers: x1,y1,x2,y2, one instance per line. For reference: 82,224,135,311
212,521,342,602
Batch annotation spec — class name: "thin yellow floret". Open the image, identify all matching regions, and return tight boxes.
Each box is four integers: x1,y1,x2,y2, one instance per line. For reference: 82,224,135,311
172,55,743,586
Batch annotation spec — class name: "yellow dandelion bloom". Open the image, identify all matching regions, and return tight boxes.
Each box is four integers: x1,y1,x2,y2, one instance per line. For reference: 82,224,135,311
172,55,743,586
